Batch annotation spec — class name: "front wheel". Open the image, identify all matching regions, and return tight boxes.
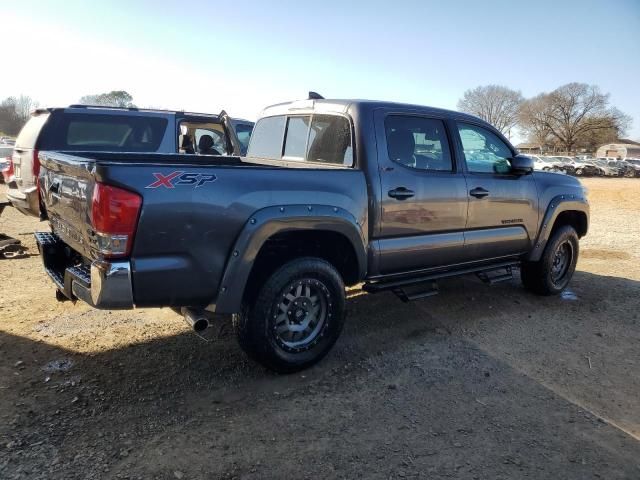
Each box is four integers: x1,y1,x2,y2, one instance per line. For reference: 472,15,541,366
521,225,579,295
234,257,346,373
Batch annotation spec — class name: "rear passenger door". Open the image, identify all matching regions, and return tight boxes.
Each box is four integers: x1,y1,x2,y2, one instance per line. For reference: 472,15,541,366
375,111,468,275
455,122,538,260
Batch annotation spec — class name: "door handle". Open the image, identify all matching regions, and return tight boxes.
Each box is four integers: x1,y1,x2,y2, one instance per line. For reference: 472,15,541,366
388,187,415,200
469,187,489,198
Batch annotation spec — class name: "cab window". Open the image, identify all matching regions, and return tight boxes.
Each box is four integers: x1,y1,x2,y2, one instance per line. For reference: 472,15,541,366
457,123,512,174
248,114,353,166
384,116,452,171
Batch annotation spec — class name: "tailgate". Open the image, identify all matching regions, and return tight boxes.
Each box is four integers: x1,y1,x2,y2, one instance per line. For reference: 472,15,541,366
39,152,98,260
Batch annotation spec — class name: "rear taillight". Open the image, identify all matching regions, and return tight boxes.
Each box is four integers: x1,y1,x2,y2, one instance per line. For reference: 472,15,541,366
1,156,13,183
91,183,142,258
32,149,40,177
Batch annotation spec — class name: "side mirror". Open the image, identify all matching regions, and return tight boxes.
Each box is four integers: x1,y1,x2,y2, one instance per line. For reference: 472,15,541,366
509,155,534,175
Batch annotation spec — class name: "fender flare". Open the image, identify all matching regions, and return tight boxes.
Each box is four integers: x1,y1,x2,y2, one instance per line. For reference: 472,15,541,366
526,194,589,262
213,204,367,314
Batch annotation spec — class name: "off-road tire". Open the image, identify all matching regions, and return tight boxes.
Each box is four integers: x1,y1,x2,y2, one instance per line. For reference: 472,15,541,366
521,225,579,295
234,257,346,373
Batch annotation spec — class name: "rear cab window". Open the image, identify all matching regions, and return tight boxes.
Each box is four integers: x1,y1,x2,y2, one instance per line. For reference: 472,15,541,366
247,114,353,166
41,113,167,152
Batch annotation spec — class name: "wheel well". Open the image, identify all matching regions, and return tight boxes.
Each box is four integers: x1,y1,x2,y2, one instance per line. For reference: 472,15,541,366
244,230,360,302
552,210,587,238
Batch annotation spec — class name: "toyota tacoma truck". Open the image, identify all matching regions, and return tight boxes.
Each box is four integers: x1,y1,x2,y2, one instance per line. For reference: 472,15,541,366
34,97,589,372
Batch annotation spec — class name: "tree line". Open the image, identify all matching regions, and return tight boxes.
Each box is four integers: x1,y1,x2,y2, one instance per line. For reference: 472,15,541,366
0,91,135,137
457,83,632,153
1,86,631,154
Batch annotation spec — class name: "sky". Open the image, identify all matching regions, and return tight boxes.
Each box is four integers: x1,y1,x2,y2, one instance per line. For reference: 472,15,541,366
2,0,640,141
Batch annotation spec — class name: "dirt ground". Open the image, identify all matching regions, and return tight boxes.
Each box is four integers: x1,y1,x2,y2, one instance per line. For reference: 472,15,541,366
0,178,639,479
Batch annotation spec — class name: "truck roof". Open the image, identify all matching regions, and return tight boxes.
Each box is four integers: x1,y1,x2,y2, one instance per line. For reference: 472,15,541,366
260,98,489,126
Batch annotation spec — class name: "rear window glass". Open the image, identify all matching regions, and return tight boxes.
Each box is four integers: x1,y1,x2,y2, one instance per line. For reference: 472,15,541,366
248,114,352,166
283,116,311,158
307,115,352,165
247,116,285,158
41,113,167,152
15,114,50,149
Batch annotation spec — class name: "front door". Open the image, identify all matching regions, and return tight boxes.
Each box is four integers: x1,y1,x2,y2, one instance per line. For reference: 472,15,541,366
375,112,468,275
455,122,539,261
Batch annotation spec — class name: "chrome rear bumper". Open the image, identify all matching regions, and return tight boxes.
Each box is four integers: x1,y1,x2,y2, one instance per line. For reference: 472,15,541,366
7,185,40,217
35,232,134,309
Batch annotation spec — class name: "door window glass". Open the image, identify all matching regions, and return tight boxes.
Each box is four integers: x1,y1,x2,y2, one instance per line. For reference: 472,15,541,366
384,116,452,171
194,128,226,154
457,123,512,174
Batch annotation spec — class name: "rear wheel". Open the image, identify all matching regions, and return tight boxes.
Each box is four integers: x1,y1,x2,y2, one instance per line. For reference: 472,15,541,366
521,225,579,295
234,257,346,373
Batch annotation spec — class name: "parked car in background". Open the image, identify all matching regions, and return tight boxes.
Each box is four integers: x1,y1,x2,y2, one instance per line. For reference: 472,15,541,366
625,158,640,170
595,159,622,176
0,145,13,159
0,157,10,184
529,155,559,172
570,158,603,177
7,105,249,217
551,156,576,175
0,146,14,184
0,137,16,145
615,160,639,177
539,156,567,173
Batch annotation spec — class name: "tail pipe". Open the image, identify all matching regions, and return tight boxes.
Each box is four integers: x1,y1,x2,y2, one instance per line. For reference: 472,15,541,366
181,307,209,332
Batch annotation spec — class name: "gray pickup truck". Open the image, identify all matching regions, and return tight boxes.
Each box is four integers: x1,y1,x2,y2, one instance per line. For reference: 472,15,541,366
34,97,589,372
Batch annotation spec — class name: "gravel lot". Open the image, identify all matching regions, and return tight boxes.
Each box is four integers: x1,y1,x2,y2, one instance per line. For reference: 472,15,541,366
1,178,639,479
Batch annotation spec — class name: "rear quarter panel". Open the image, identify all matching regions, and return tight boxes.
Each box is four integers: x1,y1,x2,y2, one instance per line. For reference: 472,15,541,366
104,163,369,307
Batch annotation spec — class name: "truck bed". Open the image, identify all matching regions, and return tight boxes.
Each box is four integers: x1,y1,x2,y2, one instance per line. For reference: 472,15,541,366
38,150,368,308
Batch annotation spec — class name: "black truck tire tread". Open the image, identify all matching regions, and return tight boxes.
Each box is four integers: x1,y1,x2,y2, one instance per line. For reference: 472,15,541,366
234,257,346,373
521,225,579,295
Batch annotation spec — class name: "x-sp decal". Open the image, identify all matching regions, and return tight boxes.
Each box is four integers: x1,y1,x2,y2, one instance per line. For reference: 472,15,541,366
146,171,217,189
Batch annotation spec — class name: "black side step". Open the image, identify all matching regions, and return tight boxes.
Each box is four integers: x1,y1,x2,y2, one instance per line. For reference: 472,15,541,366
476,266,514,285
363,260,520,294
393,282,439,303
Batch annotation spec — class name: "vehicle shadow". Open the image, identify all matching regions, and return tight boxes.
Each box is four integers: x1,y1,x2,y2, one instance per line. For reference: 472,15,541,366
1,269,639,478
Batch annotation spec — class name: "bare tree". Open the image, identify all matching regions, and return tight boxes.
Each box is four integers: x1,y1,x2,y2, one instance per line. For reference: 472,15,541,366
519,94,554,147
0,95,39,135
79,90,135,108
519,83,631,154
13,95,39,122
457,85,524,135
